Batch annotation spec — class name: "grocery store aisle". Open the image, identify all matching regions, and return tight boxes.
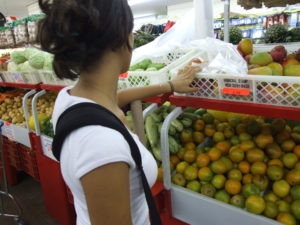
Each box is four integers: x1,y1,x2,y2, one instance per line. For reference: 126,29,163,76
0,173,60,225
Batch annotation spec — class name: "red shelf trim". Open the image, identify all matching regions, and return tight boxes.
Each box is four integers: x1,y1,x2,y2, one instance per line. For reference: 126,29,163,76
143,93,171,104
40,84,66,91
170,95,300,122
0,82,40,89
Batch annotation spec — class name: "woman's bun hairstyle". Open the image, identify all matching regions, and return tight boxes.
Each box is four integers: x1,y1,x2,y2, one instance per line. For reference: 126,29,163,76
37,0,134,80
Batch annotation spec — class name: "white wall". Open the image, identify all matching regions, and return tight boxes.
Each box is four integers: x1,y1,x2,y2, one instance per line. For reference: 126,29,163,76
167,2,193,20
27,1,41,15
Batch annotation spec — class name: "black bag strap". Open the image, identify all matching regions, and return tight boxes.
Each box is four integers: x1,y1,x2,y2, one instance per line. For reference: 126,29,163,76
52,103,162,225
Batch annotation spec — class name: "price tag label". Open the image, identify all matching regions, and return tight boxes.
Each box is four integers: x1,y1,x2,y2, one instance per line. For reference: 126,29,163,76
41,136,57,161
3,122,15,141
222,88,251,96
223,78,252,89
119,72,128,78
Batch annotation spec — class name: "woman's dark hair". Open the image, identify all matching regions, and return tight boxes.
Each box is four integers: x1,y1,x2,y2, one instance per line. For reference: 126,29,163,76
37,0,134,80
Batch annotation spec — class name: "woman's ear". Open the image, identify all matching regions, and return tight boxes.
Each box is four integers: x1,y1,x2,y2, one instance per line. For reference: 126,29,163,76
128,33,134,49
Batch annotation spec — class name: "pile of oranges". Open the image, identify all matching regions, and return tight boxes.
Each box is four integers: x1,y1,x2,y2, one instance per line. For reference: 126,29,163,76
160,110,300,225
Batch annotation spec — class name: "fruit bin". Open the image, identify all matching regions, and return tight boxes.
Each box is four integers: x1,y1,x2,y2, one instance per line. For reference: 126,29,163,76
125,48,196,88
2,136,22,170
38,71,76,86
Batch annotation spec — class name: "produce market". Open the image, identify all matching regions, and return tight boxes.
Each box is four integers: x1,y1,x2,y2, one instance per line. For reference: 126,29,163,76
0,0,300,225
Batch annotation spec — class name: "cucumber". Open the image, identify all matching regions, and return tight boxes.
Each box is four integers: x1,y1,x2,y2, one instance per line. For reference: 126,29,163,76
157,123,163,135
184,107,197,113
163,111,169,119
181,118,193,128
145,116,158,148
169,125,177,136
152,145,162,161
171,119,184,132
180,112,201,121
150,112,162,123
194,108,207,116
169,136,180,154
167,105,176,113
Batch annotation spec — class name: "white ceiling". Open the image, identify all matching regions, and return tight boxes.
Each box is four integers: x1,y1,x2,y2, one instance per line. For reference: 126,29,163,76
0,0,33,18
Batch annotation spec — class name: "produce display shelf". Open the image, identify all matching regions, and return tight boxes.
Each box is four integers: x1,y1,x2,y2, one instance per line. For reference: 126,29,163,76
0,82,40,89
170,95,300,122
40,84,66,91
143,93,170,104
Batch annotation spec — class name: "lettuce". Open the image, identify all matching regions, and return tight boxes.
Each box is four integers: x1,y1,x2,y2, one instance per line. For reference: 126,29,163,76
11,51,27,64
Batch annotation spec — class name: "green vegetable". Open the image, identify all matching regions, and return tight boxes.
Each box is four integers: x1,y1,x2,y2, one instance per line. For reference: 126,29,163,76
169,136,180,154
184,107,197,113
146,67,157,71
169,125,176,136
180,112,201,121
152,145,162,161
157,123,163,135
145,116,158,148
162,111,169,119
29,52,45,69
11,51,27,64
18,61,36,72
43,53,54,71
195,108,207,116
7,62,19,72
136,58,152,70
150,112,162,123
148,63,165,70
42,117,54,137
24,47,39,59
171,119,184,132
181,118,193,128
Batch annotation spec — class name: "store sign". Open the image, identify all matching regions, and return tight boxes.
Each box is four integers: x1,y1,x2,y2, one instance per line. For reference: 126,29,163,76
41,136,57,162
2,122,15,141
222,78,252,96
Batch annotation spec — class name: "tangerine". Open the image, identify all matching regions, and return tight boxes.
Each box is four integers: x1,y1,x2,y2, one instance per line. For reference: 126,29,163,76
277,213,297,225
242,174,253,185
238,161,250,174
282,140,296,152
264,201,279,219
193,131,205,144
230,195,245,208
177,148,186,160
184,166,198,181
220,156,233,171
293,145,300,158
251,162,267,175
213,132,225,143
283,153,299,169
252,175,269,191
225,179,242,195
208,148,222,161
215,141,231,155
246,148,265,163
240,140,256,152
180,130,193,143
210,160,227,174
184,142,196,151
268,159,284,168
286,169,300,186
183,150,197,163
204,125,216,137
193,119,205,131
273,180,291,198
245,195,266,215
228,169,243,181
170,155,180,166
267,165,284,181
196,153,210,168
229,148,245,163
198,167,213,182
266,143,283,159
211,174,226,189
176,161,189,174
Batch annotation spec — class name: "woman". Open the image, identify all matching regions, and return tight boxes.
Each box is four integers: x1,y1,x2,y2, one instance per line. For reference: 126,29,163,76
38,0,199,224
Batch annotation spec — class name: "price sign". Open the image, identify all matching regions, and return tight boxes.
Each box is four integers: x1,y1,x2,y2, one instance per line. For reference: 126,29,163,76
223,78,252,96
119,72,128,78
222,88,251,96
41,136,57,161
3,122,15,141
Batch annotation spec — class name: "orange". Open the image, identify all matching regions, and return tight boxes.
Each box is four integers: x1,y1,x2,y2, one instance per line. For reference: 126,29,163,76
204,125,216,137
267,165,284,181
224,127,235,138
196,154,210,168
277,213,297,225
276,130,291,144
193,131,205,144
170,155,180,166
229,148,245,163
225,179,242,195
273,180,291,198
210,160,227,174
236,124,247,135
266,143,283,159
170,162,175,172
177,148,186,160
208,148,222,161
293,145,300,158
252,175,269,191
238,161,250,174
286,169,300,186
176,161,189,174
246,195,266,214
268,159,284,168
213,132,225,143
240,140,256,152
228,169,242,181
220,156,233,171
184,142,196,151
198,167,213,182
239,132,252,142
183,150,197,163
282,140,296,152
184,166,198,181
243,174,253,184
193,119,205,131
157,168,163,181
180,130,193,143
255,134,274,149
251,162,267,175
283,153,299,169
215,141,231,155
246,148,265,163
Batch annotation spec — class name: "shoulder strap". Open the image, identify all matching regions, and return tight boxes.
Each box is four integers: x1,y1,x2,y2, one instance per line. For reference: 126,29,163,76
52,103,162,225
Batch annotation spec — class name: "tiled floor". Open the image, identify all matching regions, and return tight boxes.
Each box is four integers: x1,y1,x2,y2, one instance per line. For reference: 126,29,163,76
0,174,60,225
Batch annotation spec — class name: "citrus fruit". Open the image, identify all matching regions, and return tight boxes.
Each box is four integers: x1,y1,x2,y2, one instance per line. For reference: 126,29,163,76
240,140,256,152
268,159,284,168
251,162,267,175
213,132,225,143
200,183,216,197
282,140,296,152
283,153,298,169
198,167,213,182
255,134,274,149
193,119,205,131
176,161,189,174
211,174,226,189
170,162,175,172
229,117,241,128
230,195,245,208
210,160,227,174
172,173,186,186
273,180,290,198
284,195,293,204
246,195,266,214
170,155,180,166
294,162,300,169
225,179,242,195
217,123,226,132
203,113,214,124
236,123,247,135
177,148,186,160
242,174,253,185
204,125,216,137
242,183,260,198
180,130,193,143
291,200,300,219
264,201,279,219
252,175,269,191
193,131,205,144
291,185,300,200
293,145,300,158
157,168,163,181
267,165,284,181
184,142,196,151
239,132,252,142
277,213,296,225
215,190,230,203
215,141,231,155
196,153,210,168
230,136,240,145
220,156,233,171
224,127,234,138
266,143,283,159
246,148,265,163
183,150,197,163
184,166,198,181
228,169,242,181
277,200,291,213
229,148,244,163
208,148,222,161
186,180,201,192
286,169,300,185
264,192,279,203
238,161,250,174
276,130,291,144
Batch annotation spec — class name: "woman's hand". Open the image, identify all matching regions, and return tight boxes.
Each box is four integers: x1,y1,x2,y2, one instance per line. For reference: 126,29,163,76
171,65,201,93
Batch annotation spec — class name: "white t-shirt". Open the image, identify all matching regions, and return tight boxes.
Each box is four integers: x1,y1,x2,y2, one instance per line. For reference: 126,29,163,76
52,87,158,225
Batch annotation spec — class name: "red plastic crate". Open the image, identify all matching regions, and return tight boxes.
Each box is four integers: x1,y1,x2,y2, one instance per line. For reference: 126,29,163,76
18,144,40,181
2,137,22,170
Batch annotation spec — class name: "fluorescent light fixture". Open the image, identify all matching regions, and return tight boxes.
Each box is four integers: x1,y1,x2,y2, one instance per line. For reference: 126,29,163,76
128,0,153,6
